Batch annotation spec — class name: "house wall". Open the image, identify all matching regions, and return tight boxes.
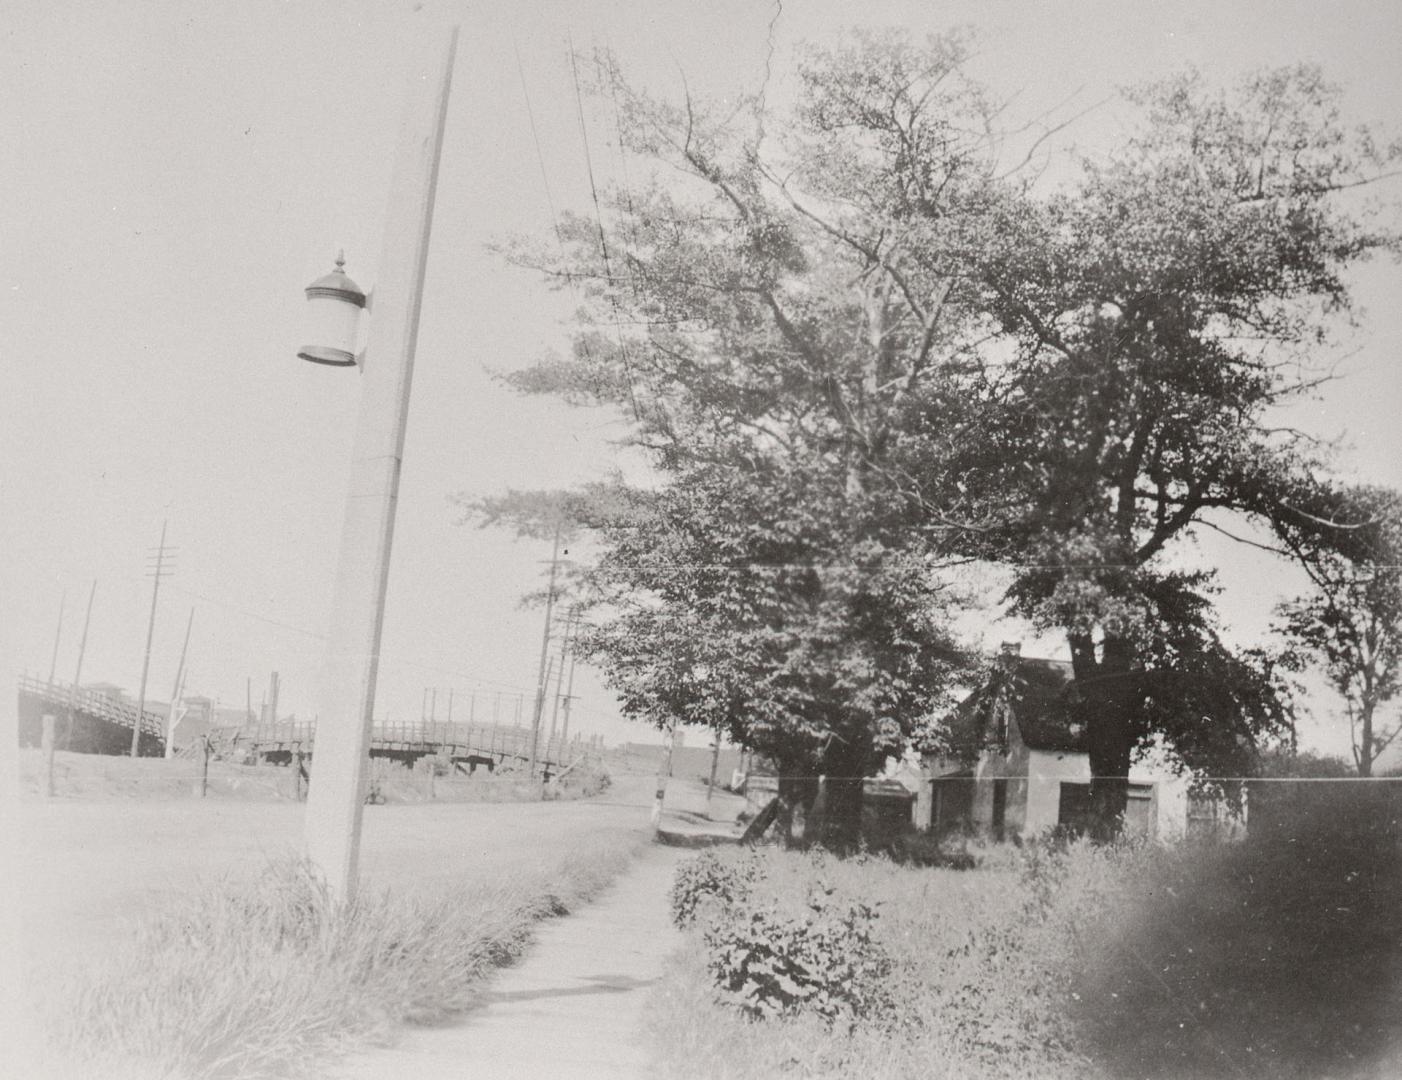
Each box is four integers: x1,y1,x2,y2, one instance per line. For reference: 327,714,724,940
1025,749,1093,834
971,740,1030,838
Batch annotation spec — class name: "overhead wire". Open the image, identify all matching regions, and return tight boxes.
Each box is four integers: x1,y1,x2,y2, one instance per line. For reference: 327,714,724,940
567,33,647,427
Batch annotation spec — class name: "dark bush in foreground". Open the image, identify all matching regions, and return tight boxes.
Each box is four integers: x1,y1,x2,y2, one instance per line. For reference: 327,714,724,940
1073,785,1402,1079
703,887,891,1023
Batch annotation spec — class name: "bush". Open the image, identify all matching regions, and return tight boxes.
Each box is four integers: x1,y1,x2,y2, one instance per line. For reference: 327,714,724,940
703,886,891,1024
670,850,759,927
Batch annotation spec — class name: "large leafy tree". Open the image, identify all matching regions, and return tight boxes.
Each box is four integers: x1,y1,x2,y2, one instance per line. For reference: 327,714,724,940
941,65,1401,833
1276,485,1402,776
577,460,965,843
486,31,1020,840
486,33,1399,840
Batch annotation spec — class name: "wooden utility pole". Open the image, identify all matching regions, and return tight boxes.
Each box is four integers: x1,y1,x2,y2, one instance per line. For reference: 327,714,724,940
545,611,574,758
164,609,194,759
45,590,65,691
302,24,458,903
534,657,554,774
527,525,562,779
559,650,578,747
65,581,96,749
131,520,174,757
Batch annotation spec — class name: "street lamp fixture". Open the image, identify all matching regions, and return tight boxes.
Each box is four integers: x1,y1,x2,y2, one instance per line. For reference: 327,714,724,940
297,251,367,367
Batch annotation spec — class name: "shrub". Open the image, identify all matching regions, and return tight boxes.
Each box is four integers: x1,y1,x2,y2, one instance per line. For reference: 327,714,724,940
703,886,891,1024
670,850,759,927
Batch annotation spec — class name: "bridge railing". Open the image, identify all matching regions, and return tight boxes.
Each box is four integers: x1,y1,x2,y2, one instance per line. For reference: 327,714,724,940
237,717,576,767
18,674,166,738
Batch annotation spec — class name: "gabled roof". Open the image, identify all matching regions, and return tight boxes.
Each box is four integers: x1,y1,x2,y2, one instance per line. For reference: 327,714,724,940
1005,658,1085,753
950,655,1087,756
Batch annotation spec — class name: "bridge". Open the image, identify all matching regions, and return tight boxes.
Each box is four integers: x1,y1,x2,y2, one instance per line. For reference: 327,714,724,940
18,674,166,755
233,718,580,776
19,676,586,777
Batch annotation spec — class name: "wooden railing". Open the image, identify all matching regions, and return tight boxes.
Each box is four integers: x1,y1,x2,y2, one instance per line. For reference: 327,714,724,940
19,674,165,738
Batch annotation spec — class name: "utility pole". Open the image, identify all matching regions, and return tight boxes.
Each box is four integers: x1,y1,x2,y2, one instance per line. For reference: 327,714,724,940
163,608,194,759
559,647,578,748
46,589,66,691
527,525,563,778
131,520,175,757
545,610,574,758
302,25,458,903
66,581,96,749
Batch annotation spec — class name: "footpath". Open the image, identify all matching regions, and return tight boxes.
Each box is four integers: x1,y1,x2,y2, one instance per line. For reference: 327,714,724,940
331,779,749,1080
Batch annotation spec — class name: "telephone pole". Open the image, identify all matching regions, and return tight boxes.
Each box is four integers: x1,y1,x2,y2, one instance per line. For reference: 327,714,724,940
302,25,458,902
66,581,96,748
545,609,575,757
163,608,194,759
131,521,175,757
527,525,562,778
46,590,66,691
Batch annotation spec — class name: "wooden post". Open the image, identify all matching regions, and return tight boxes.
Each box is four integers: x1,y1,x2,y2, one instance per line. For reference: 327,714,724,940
41,714,56,798
196,734,210,798
302,24,458,902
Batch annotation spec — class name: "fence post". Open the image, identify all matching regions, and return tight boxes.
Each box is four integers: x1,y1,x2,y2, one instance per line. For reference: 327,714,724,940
41,714,56,798
195,734,210,798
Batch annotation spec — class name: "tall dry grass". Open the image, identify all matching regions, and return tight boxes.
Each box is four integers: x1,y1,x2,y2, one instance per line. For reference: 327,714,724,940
37,829,644,1080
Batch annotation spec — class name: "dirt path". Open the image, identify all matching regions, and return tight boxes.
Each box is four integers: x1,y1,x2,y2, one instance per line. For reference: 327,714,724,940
329,842,689,1080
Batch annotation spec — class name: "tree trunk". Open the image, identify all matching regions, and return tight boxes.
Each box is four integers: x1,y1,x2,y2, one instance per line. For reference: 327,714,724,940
1071,632,1138,841
776,772,819,846
817,731,870,850
1357,700,1376,778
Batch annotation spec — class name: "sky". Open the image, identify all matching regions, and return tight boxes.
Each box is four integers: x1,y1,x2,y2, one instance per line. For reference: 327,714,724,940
2,0,1400,755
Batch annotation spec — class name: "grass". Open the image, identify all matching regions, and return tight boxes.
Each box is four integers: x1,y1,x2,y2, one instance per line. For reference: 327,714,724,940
36,828,646,1080
646,793,1402,1080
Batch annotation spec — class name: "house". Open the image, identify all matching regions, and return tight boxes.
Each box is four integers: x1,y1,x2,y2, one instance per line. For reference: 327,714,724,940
916,643,1192,841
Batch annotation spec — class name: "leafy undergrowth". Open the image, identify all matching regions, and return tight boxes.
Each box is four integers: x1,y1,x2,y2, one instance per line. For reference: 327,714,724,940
648,845,1101,1080
37,830,644,1080
648,802,1402,1080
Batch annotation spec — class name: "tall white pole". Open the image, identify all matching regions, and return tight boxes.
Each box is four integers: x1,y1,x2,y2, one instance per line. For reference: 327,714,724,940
303,24,458,902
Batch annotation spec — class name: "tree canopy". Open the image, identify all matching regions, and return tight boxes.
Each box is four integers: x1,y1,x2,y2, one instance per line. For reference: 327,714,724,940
477,30,1401,838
